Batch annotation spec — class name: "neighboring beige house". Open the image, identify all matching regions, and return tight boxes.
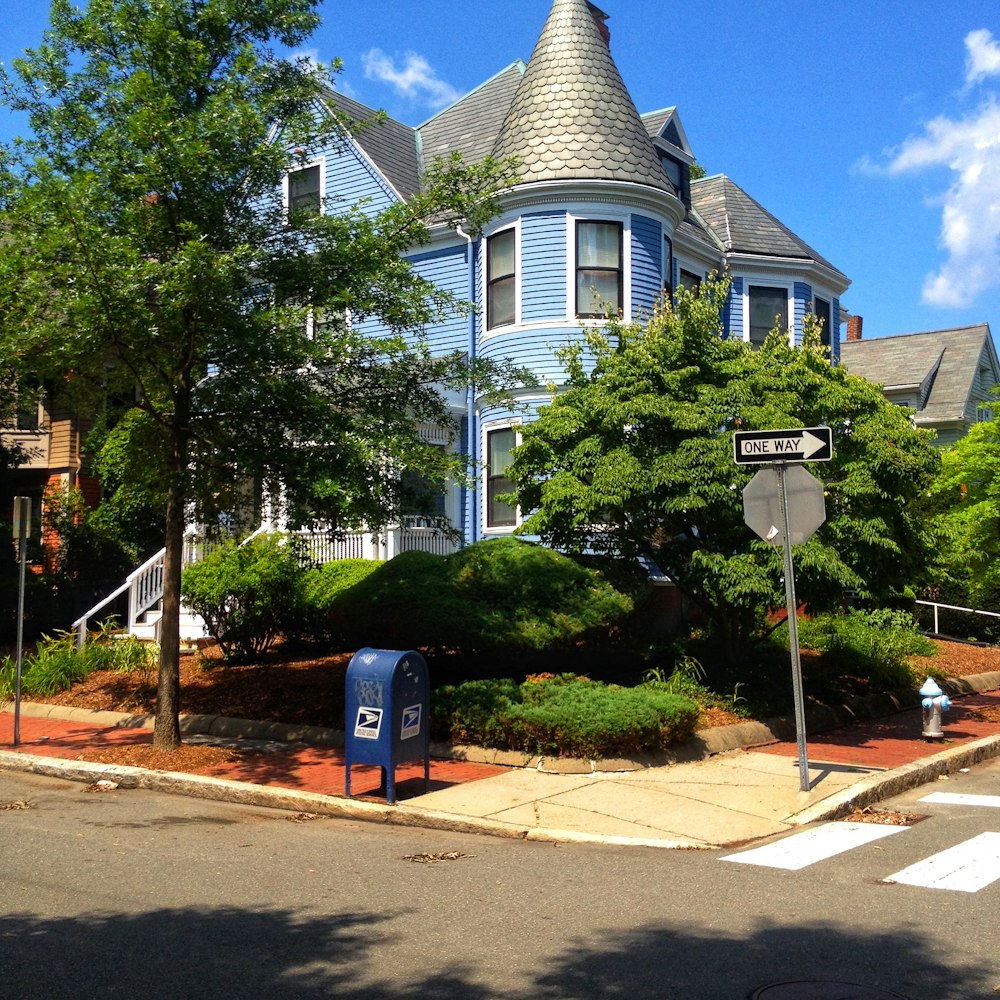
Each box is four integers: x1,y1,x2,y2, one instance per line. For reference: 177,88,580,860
2,389,98,564
840,318,1000,447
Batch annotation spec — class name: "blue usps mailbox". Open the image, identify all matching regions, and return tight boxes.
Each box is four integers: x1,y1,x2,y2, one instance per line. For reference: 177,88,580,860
344,647,430,804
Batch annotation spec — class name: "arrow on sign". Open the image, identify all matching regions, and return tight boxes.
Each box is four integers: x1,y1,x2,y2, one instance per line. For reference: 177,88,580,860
733,427,833,465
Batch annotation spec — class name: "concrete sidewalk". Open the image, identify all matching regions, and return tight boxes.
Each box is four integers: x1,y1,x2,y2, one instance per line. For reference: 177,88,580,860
3,674,1000,849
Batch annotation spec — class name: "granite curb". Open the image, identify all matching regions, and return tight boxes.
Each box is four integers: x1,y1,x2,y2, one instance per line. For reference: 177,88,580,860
8,668,1000,771
787,730,1000,826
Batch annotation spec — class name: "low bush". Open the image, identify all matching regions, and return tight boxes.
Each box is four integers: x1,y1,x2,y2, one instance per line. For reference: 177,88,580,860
181,534,306,661
300,559,384,642
430,673,698,758
797,609,936,691
0,625,158,701
331,538,634,655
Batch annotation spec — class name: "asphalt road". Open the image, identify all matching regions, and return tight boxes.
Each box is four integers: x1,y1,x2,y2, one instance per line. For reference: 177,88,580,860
1,766,998,1000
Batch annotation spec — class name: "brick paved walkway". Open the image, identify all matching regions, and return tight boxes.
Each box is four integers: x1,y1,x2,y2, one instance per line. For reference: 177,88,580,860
757,692,1000,769
0,711,508,801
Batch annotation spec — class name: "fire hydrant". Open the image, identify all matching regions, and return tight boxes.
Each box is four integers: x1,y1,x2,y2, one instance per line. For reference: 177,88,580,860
920,677,950,739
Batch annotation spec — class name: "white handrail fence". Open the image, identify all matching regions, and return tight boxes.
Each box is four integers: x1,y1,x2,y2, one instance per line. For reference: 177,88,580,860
915,599,1000,637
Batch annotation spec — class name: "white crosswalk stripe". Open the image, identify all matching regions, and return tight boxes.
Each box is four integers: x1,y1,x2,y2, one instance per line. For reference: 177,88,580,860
722,813,1000,894
883,832,1000,892
721,822,906,870
920,791,1000,809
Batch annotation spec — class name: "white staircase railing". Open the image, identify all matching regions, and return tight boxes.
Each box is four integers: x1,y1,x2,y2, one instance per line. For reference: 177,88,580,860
73,545,167,648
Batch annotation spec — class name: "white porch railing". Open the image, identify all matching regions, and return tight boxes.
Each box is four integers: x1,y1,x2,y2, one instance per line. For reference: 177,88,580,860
74,520,461,644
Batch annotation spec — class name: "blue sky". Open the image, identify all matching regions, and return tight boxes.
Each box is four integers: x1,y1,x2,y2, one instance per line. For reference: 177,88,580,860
4,1,1000,342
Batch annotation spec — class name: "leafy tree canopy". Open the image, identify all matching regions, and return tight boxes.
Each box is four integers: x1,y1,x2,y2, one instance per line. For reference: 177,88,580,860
0,0,523,745
924,402,1000,609
508,278,940,666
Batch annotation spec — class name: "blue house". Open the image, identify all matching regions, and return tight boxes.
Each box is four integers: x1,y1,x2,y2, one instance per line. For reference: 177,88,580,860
74,0,852,642
278,0,850,551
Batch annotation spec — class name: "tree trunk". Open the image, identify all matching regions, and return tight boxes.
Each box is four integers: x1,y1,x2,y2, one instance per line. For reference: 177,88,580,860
153,443,187,750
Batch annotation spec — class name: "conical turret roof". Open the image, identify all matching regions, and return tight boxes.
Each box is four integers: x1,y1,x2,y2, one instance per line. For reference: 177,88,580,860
492,0,674,195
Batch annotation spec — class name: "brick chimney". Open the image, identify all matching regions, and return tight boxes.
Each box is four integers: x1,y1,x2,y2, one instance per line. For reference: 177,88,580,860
846,315,863,342
587,2,611,45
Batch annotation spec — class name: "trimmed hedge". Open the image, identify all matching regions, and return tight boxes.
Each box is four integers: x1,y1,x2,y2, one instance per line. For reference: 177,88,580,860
431,674,699,758
329,537,634,654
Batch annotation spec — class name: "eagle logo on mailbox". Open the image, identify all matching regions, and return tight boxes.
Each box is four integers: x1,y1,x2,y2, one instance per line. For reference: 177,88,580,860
354,707,383,739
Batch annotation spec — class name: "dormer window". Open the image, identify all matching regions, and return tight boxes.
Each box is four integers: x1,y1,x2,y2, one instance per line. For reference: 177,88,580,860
287,163,321,218
576,221,622,318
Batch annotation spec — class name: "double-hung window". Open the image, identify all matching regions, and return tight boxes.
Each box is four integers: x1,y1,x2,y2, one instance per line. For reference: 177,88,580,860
576,221,623,318
287,163,322,219
487,229,516,329
486,427,517,528
748,285,788,347
814,297,832,348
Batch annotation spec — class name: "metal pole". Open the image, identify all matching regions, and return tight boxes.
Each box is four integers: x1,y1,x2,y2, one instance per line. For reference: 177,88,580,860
776,465,810,792
14,507,28,747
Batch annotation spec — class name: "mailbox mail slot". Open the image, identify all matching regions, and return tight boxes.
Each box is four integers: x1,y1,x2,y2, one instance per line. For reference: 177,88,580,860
344,647,430,804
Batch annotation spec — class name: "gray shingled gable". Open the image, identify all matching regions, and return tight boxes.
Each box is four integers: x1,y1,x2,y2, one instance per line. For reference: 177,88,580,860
417,62,526,170
323,89,420,201
641,107,676,140
841,325,999,424
491,0,675,195
691,174,845,279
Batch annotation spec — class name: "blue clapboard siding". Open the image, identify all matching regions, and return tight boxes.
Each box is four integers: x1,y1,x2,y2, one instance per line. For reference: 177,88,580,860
793,282,810,345
354,242,469,346
479,326,602,385
409,243,470,352
726,277,743,340
521,211,568,321
320,131,397,218
631,215,662,317
474,237,484,345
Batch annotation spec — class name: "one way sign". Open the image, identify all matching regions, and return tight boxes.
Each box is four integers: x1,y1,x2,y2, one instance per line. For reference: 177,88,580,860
733,427,833,465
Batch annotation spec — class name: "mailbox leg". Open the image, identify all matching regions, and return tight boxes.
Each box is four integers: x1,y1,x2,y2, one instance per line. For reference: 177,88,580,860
345,760,352,798
386,766,396,805
424,748,430,794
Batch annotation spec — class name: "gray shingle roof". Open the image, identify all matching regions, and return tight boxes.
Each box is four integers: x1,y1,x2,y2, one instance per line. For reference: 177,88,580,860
418,63,526,169
324,90,420,200
841,324,999,425
691,174,845,280
491,0,675,195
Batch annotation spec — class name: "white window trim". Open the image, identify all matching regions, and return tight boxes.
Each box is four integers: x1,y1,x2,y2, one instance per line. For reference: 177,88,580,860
484,221,521,332
283,156,326,218
481,420,522,534
742,280,794,347
566,212,632,323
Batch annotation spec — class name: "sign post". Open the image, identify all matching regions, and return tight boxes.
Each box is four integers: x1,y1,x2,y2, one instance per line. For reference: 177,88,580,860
11,497,31,747
736,430,831,792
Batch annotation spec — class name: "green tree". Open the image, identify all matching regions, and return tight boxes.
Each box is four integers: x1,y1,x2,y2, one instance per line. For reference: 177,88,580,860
0,0,521,747
508,278,940,667
924,408,1000,610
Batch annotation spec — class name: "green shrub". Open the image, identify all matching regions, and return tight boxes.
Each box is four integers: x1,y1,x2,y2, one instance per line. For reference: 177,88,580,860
300,559,382,641
431,677,520,747
334,538,634,655
430,673,698,758
0,625,154,701
181,534,306,661
797,609,936,691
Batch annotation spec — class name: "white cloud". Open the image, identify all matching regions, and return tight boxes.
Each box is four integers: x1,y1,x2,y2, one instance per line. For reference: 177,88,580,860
361,48,460,110
965,28,1000,87
876,33,1000,309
